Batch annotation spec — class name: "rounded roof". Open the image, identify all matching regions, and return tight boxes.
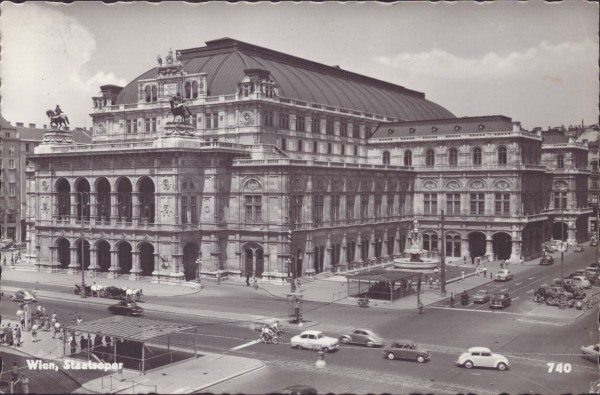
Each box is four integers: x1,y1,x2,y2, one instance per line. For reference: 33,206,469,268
116,39,455,121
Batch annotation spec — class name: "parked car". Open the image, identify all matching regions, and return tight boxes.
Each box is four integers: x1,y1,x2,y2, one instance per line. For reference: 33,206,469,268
291,330,339,352
490,293,511,309
571,275,591,289
574,244,584,252
495,269,513,281
591,239,598,247
472,289,492,304
0,239,14,250
580,344,600,363
540,255,554,265
563,284,586,300
383,340,431,363
10,289,37,303
339,328,383,347
535,285,572,301
107,300,143,316
455,347,510,371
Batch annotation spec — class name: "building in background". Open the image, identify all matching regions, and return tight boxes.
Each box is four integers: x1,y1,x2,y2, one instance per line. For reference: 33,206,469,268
25,38,594,284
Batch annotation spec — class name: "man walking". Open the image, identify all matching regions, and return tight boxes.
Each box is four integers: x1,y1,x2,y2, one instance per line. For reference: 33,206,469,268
483,265,487,278
461,270,465,282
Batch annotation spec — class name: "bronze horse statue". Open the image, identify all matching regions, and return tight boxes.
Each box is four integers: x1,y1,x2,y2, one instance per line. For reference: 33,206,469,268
168,97,192,123
46,110,70,130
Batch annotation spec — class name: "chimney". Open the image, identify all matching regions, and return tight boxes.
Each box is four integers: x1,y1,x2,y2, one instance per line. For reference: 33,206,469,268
29,123,36,128
16,122,24,127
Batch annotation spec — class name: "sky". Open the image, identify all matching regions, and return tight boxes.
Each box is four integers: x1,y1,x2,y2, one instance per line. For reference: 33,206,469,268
1,1,598,130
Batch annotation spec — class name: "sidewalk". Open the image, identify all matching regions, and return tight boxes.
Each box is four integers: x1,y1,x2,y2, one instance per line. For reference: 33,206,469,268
0,317,263,394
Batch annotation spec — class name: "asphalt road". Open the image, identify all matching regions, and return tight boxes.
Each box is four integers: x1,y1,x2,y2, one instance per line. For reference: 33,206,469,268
1,248,598,394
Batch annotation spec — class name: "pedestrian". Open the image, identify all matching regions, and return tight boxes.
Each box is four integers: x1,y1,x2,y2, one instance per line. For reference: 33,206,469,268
81,335,88,351
77,316,83,325
105,335,112,349
483,265,487,278
216,271,221,285
475,265,480,276
20,315,25,328
21,374,30,394
31,324,38,342
435,278,440,289
70,336,77,355
0,324,5,344
51,312,57,321
44,315,51,332
450,293,455,307
505,259,510,267
476,256,481,265
463,256,467,264
15,325,22,347
53,322,60,339
10,362,19,393
500,261,504,269
471,256,475,265
94,334,103,349
2,256,6,265
246,273,250,286
490,271,493,279
252,276,258,289
461,270,465,282
5,324,13,346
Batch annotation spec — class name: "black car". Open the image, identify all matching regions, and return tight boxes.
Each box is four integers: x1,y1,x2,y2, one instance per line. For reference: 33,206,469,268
108,301,144,316
540,255,554,265
490,293,511,309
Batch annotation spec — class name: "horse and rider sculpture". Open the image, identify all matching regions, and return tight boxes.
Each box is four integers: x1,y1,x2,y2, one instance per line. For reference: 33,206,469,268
168,92,192,123
46,104,70,130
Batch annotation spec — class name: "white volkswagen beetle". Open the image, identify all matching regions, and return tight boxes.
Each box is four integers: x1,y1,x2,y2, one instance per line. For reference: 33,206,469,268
456,347,510,371
291,330,339,352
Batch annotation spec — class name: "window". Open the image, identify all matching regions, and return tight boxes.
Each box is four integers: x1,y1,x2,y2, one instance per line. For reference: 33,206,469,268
281,138,287,151
311,117,320,133
423,233,438,252
145,118,157,133
382,151,391,165
9,173,16,183
398,193,406,215
185,81,192,99
25,143,30,152
374,194,382,218
9,146,15,155
360,194,369,219
263,110,274,127
327,143,332,155
387,194,394,216
354,145,358,156
426,149,435,167
291,195,303,224
404,150,412,166
8,159,15,169
498,146,508,165
191,197,197,223
340,122,347,137
206,112,219,129
346,195,355,220
9,185,16,196
353,124,360,139
181,196,188,224
446,193,460,215
313,141,318,153
557,155,564,169
279,112,289,129
313,195,324,224
470,193,485,215
127,119,137,134
473,147,482,165
448,148,458,166
151,86,158,102
297,140,303,152
325,119,334,135
554,191,567,209
341,144,345,155
192,81,198,98
331,195,340,221
145,86,151,102
495,193,510,215
296,114,305,132
424,193,437,215
244,195,262,223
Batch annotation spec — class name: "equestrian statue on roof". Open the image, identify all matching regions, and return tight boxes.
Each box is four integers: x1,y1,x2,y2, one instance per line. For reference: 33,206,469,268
46,104,70,130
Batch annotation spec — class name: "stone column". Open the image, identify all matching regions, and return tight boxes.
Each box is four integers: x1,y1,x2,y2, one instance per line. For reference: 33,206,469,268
88,248,98,273
68,246,79,274
107,249,119,279
485,234,494,261
110,192,118,220
129,251,141,280
369,231,376,259
462,238,470,258
383,228,389,258
394,228,401,255
90,193,97,218
132,192,141,222
510,240,522,263
48,245,59,273
70,193,78,220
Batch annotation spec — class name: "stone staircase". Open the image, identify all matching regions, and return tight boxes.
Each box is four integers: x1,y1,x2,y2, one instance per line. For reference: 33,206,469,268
299,271,337,284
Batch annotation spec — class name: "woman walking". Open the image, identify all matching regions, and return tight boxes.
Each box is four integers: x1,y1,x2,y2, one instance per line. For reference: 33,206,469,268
14,325,22,347
31,324,38,343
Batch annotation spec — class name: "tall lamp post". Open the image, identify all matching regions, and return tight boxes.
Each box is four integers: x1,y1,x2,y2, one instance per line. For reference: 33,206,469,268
196,253,202,286
440,210,446,296
560,207,565,289
78,192,90,298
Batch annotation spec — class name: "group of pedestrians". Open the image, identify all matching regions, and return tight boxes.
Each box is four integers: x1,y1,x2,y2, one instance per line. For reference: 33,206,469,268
0,323,22,347
9,362,30,394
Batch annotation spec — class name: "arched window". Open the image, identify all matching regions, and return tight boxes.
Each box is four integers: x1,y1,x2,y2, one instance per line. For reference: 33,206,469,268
185,81,192,99
426,149,435,167
151,86,157,102
557,155,564,169
423,233,438,252
144,86,151,103
448,148,458,166
404,150,412,166
473,147,482,165
382,151,390,165
192,81,198,98
498,146,508,165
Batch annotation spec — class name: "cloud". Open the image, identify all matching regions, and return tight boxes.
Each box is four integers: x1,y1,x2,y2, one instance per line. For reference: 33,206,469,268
1,3,126,128
371,40,598,129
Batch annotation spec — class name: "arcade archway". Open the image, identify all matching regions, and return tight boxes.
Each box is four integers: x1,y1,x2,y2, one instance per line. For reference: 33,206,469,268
182,243,200,281
243,246,264,277
139,243,155,276
469,232,486,258
75,239,90,270
492,233,512,260
57,238,70,269
96,240,111,272
118,242,133,274
553,221,568,241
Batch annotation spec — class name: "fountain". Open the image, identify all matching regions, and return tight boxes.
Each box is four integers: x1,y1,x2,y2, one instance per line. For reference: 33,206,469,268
393,219,439,273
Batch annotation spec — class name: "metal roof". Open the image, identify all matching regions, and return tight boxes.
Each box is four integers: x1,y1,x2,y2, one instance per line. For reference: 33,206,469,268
115,39,455,121
65,316,196,342
347,267,421,282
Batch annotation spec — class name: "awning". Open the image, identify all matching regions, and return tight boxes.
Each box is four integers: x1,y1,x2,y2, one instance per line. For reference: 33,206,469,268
346,267,419,282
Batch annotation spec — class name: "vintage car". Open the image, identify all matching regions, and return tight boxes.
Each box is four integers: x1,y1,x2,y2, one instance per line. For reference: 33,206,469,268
456,347,510,371
571,275,592,289
563,284,586,300
574,244,584,252
339,328,384,347
107,301,144,316
489,293,511,309
472,289,492,304
291,330,339,352
540,255,555,265
580,344,600,363
383,340,431,363
10,289,37,303
495,269,513,281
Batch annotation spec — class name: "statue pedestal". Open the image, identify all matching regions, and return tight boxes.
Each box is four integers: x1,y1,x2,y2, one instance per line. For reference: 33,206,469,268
42,129,73,144
161,122,195,137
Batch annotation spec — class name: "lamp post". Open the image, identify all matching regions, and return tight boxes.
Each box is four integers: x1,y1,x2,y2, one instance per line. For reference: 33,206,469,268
78,192,90,298
196,253,202,286
440,210,446,297
560,207,565,289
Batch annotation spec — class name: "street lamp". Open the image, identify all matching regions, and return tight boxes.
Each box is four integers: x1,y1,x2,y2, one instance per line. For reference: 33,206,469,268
196,253,202,286
560,207,565,290
78,192,90,298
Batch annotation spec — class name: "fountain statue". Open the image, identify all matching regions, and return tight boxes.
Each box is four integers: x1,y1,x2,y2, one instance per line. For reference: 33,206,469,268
393,219,439,273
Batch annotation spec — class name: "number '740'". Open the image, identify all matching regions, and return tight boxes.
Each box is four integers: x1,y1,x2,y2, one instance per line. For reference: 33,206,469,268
547,362,572,373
